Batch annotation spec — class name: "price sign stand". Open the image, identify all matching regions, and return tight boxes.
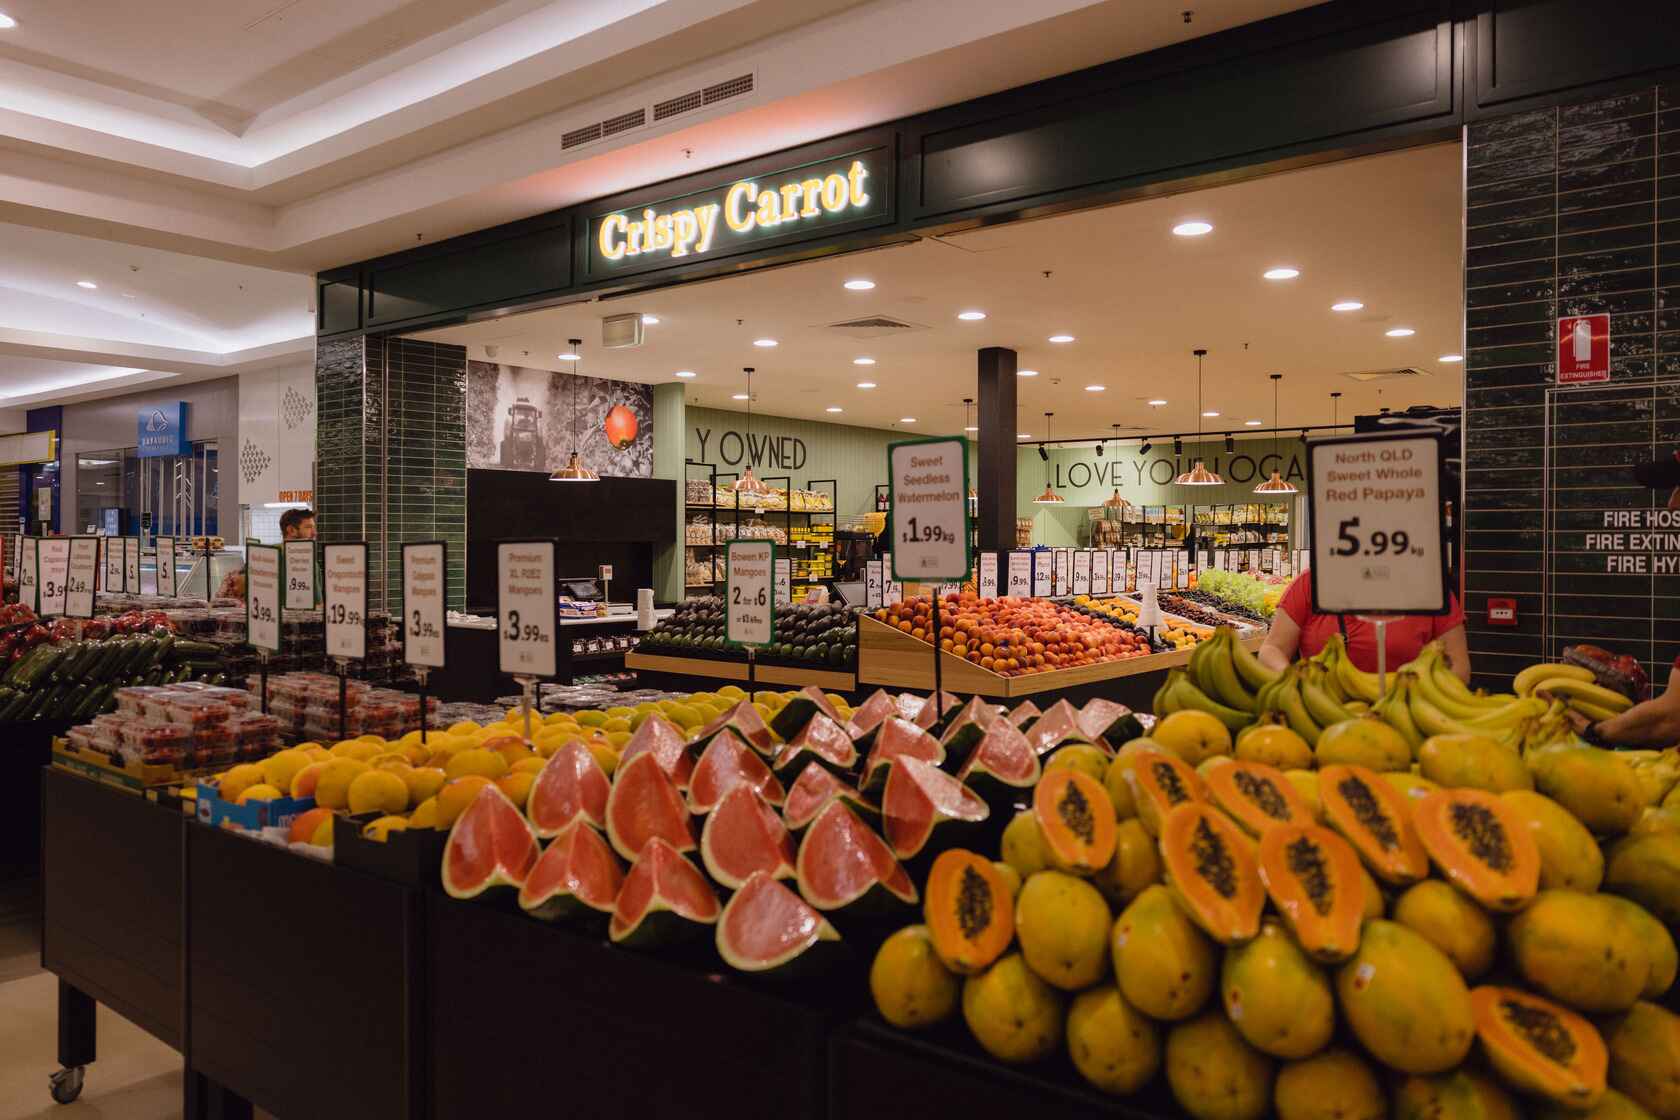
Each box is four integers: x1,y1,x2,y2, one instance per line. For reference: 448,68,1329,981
402,541,448,742
498,541,559,746
323,542,370,743
887,437,970,708
726,540,776,694
246,544,283,714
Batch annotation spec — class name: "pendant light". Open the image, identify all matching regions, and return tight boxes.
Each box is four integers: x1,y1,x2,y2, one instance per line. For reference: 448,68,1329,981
731,367,770,495
1102,424,1133,513
549,338,599,482
1254,372,1299,494
1175,348,1223,485
1032,412,1065,504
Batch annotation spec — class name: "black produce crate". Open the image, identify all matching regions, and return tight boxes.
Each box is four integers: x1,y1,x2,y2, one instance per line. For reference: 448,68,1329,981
333,811,447,888
2,720,74,881
186,823,423,1120
831,1016,1187,1120
426,892,862,1120
40,766,185,1050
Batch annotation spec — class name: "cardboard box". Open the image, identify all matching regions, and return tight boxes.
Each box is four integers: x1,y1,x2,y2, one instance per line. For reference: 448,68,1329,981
51,739,217,794
195,779,315,832
333,811,446,887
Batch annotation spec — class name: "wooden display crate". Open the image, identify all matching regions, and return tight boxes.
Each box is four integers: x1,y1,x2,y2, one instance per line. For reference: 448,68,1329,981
625,651,856,691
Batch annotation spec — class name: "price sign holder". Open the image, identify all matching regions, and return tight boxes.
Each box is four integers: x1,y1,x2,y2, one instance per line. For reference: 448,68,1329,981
38,538,70,617
978,552,998,599
18,536,37,613
156,536,177,597
726,540,777,692
864,560,883,608
65,537,97,618
402,541,448,740
887,436,970,714
123,537,140,594
497,540,558,745
323,542,369,741
284,540,317,611
1006,550,1031,598
246,544,283,713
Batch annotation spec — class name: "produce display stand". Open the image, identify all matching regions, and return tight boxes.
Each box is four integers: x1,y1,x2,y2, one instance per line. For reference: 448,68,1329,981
2,719,75,882
625,650,856,692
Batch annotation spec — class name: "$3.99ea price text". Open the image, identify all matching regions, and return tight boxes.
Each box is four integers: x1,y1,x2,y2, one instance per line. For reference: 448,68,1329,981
410,611,440,639
502,610,549,643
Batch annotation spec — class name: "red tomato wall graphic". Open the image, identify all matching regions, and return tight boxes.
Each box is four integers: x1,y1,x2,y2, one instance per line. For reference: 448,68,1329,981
604,404,639,450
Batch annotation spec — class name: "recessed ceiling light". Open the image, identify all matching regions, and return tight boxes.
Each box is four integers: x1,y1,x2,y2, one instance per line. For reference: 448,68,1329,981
0,13,15,29
1147,399,1167,406
1172,220,1213,237
900,417,917,423
641,314,660,325
674,370,696,379
1263,267,1300,281
856,381,876,389
1438,353,1464,363
964,425,979,432
1018,433,1032,439
557,349,580,361
826,406,843,413
1202,410,1220,418
732,393,751,401
1245,419,1264,426
1017,369,1039,377
1084,384,1105,392
843,279,875,291
1386,327,1415,338
853,357,876,365
753,338,778,347
957,310,986,321
1048,334,1076,343
76,280,98,290
1331,301,1364,312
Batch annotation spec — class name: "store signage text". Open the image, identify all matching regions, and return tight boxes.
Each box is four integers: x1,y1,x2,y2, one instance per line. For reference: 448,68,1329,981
597,159,872,264
137,402,190,458
1587,509,1680,573
693,427,807,472
1047,451,1305,491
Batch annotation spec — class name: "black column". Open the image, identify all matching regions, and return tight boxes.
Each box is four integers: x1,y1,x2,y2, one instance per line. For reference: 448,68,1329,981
976,347,1017,554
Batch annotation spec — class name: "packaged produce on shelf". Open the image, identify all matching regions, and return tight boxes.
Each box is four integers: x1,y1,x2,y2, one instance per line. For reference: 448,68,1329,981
684,481,834,513
872,594,1152,677
251,670,436,741
637,598,857,668
63,681,274,771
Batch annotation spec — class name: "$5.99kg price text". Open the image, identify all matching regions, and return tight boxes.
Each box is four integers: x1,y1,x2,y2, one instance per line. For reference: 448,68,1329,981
1330,517,1421,558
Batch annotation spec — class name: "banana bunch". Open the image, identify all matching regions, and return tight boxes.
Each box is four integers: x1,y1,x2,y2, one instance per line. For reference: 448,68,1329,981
1307,633,1384,706
1513,661,1635,723
1253,663,1359,747
1359,643,1542,755
1152,626,1277,733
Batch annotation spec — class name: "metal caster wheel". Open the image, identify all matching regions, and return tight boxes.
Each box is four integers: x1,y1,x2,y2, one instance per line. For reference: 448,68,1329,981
49,1065,85,1104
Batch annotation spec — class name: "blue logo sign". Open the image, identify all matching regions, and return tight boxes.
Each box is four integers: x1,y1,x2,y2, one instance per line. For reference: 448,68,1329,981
137,402,189,458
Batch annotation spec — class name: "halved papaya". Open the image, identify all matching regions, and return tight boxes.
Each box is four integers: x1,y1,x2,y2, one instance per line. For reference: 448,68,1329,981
1204,759,1312,837
1471,985,1607,1111
923,849,1015,975
1318,763,1427,886
1414,788,1540,912
1257,823,1366,963
1158,802,1264,946
1032,768,1118,875
1124,748,1208,838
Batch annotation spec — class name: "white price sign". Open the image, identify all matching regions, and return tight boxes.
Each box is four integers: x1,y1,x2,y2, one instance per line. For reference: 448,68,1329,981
1006,550,1032,597
1031,551,1053,597
774,557,792,607
284,541,317,611
1072,550,1092,596
65,538,97,618
1308,432,1447,614
497,540,558,677
17,537,37,612
323,543,368,660
246,544,282,653
726,540,775,647
402,541,448,668
4,534,14,581
156,537,177,597
888,437,970,581
38,538,70,616
103,536,121,592
1053,549,1071,595
884,578,903,606
978,552,999,599
123,538,140,593
1093,550,1112,595
865,561,884,608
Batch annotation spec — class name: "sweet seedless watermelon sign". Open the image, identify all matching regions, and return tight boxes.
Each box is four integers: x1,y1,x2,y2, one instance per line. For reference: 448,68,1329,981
888,436,970,581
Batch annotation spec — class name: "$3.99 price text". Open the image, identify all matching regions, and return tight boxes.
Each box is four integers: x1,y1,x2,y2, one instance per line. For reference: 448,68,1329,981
251,603,275,623
503,610,549,643
410,611,440,639
1330,517,1421,558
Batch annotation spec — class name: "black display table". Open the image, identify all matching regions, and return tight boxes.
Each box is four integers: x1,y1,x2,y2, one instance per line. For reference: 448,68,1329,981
4,719,74,883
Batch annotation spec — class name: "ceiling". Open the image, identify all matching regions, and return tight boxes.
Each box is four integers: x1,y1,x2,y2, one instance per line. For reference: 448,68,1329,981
410,142,1466,439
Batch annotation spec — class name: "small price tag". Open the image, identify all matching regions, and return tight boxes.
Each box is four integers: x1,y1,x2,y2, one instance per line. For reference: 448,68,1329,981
1006,551,1032,598
865,561,884,608
938,582,962,599
402,541,447,668
888,437,970,581
323,543,368,661
1308,432,1447,614
1053,549,1071,595
103,536,120,592
497,540,558,677
284,541,317,611
978,552,999,599
156,537,177,597
1072,550,1092,596
123,538,140,593
774,557,791,607
726,540,775,647
38,538,70,617
884,578,903,606
17,537,37,612
1092,550,1111,595
246,545,282,653
65,538,98,618
1031,551,1053,597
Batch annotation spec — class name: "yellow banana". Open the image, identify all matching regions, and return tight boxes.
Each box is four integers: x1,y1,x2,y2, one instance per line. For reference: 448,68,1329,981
1229,629,1279,691
1461,696,1547,730
1432,664,1509,710
1514,662,1594,697
1172,669,1255,733
1203,630,1257,713
1433,661,1485,703
1565,698,1623,723
1275,672,1322,746
1531,677,1633,713
1408,685,1479,739
1410,663,1495,721
1374,677,1424,754
1334,651,1383,704
1301,667,1355,727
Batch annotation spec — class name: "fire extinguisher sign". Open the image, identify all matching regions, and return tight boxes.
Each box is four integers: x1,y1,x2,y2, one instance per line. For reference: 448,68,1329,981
1558,313,1610,384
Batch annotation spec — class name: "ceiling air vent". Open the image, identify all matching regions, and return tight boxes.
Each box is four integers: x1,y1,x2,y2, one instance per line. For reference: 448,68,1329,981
653,72,755,122
1342,367,1428,383
601,108,645,138
825,315,929,340
561,122,603,150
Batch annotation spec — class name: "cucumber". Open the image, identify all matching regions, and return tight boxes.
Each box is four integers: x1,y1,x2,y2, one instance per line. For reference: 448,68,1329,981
170,639,222,659
83,639,124,684
14,644,68,690
4,645,52,688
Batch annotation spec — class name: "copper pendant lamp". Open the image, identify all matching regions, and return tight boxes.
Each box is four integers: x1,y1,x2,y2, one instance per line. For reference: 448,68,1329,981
731,367,770,495
1175,348,1224,486
1254,372,1299,495
549,338,599,481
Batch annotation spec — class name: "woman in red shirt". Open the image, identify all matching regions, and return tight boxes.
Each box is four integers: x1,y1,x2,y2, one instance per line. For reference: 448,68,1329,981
1257,573,1470,682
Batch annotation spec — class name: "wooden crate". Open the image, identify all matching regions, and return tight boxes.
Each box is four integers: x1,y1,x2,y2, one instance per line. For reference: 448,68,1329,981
625,651,856,691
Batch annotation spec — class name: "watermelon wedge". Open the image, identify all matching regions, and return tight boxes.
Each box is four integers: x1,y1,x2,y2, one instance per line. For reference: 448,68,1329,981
1076,698,1144,747
843,689,897,747
957,719,1043,808
527,740,612,838
716,871,843,976
699,785,797,890
769,685,841,743
608,837,720,948
795,800,917,914
881,756,990,866
518,820,624,922
907,690,960,732
771,712,859,780
859,717,945,795
604,751,697,862
1022,698,1099,757
441,784,540,900
687,730,785,815
616,714,695,789
938,697,1002,767
691,700,774,756
781,763,880,835
1007,700,1042,728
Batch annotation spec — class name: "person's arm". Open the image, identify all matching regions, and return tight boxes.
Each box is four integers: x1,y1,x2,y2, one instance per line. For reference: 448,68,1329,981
1258,608,1302,673
1437,624,1472,683
1592,662,1680,747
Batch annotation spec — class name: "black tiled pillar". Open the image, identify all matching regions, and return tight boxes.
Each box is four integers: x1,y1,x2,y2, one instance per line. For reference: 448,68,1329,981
977,347,1018,554
1462,84,1680,689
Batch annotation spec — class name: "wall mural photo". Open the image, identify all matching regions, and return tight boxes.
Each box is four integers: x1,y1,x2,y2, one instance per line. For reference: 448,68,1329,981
466,361,653,477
